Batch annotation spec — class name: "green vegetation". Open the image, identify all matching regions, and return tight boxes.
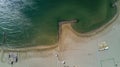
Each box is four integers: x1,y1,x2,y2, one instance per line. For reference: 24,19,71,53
0,0,116,48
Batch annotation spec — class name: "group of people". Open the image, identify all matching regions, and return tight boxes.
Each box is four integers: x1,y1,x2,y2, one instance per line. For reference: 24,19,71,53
8,52,18,65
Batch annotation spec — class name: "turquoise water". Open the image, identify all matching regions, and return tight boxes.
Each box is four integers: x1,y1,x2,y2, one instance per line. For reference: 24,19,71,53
0,0,116,48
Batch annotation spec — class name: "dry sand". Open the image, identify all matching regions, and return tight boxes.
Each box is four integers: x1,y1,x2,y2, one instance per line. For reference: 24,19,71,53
0,1,120,67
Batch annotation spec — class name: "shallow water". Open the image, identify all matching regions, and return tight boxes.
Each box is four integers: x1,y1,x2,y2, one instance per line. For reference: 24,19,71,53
0,0,116,48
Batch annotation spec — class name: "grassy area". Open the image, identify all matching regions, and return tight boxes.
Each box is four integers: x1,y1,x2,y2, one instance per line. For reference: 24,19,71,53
0,0,116,48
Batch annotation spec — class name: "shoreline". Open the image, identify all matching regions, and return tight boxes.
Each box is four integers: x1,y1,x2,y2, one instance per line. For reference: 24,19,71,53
71,12,119,37
0,14,118,52
0,0,119,52
0,13,118,52
0,44,58,52
71,2,119,37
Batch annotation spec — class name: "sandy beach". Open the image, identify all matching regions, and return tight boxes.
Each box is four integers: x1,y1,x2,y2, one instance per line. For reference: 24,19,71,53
0,1,120,67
